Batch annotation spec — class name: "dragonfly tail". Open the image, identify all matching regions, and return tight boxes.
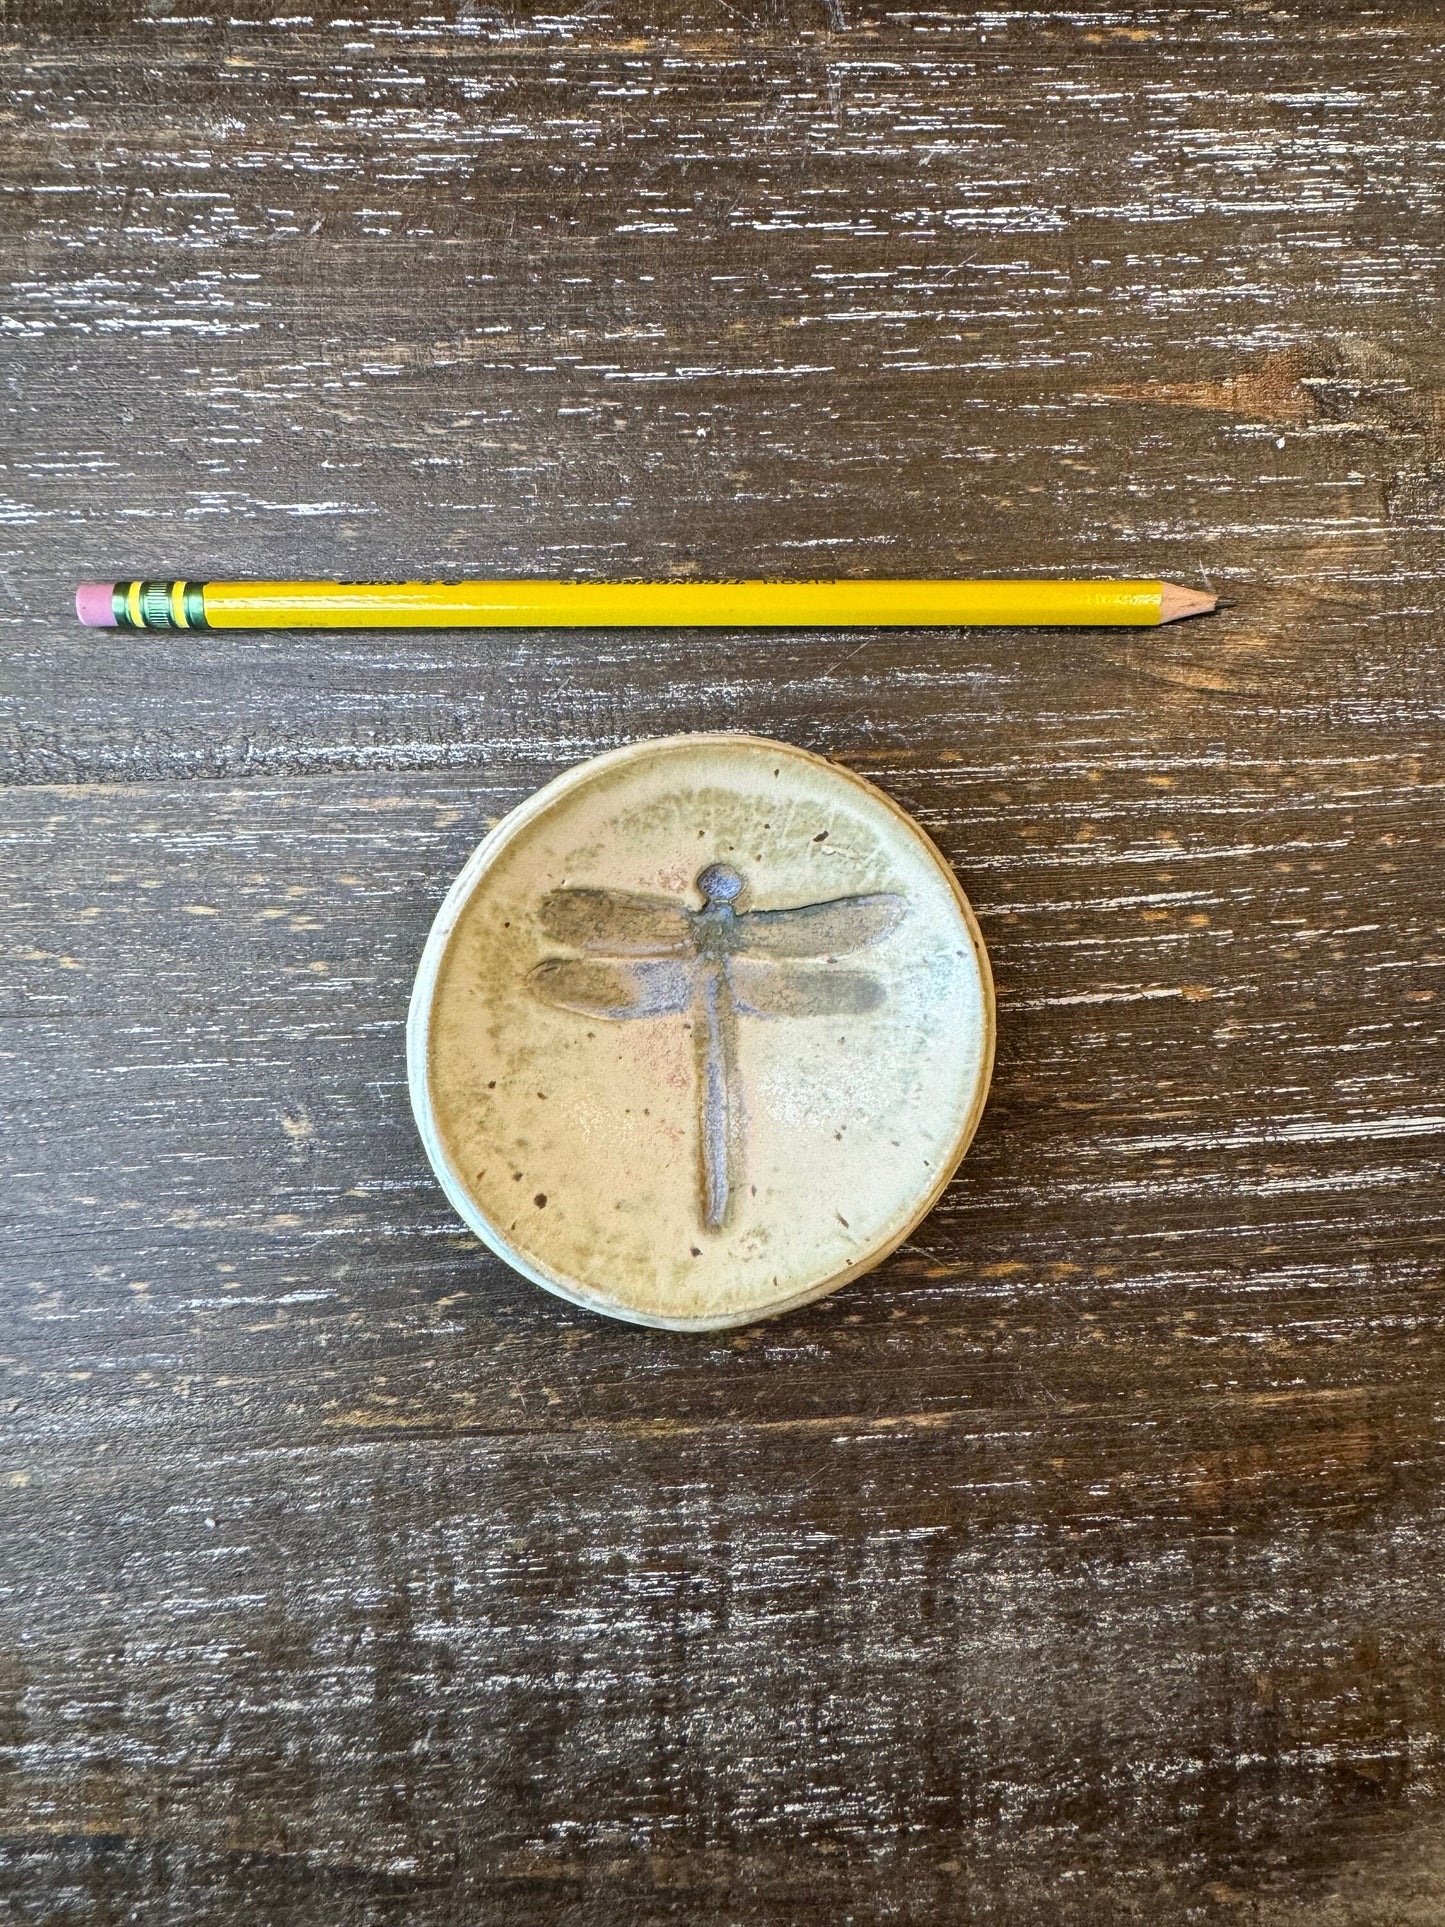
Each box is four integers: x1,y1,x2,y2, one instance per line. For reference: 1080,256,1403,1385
697,970,741,1230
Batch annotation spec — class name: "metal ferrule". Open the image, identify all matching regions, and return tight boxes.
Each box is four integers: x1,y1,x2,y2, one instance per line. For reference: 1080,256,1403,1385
111,580,208,631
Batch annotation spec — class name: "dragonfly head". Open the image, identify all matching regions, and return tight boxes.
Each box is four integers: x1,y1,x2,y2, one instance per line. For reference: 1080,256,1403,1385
696,862,744,907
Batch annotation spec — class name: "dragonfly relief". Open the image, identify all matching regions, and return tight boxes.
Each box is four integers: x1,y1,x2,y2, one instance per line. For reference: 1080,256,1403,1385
528,862,905,1230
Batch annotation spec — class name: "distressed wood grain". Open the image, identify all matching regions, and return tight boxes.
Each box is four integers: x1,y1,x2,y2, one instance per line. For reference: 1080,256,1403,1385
2,3,1445,1922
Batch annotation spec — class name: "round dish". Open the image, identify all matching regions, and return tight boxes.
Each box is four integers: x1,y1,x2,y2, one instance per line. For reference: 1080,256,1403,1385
408,733,994,1330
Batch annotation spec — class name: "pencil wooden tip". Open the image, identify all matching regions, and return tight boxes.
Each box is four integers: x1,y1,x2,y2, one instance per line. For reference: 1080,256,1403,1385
1158,582,1219,624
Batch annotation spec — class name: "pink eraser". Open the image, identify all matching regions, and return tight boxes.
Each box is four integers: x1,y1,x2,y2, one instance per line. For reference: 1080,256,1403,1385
76,583,117,627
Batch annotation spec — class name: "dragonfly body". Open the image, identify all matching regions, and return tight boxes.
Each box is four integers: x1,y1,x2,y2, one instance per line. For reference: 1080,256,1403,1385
529,862,903,1230
688,866,747,1228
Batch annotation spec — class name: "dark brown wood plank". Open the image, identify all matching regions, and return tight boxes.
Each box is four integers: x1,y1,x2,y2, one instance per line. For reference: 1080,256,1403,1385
3,4,1445,778
4,1426,1445,1926
3,747,1443,1920
3,3,1445,1922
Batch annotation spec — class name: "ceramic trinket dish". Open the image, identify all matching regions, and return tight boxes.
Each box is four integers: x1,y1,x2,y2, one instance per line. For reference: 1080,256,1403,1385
408,734,994,1329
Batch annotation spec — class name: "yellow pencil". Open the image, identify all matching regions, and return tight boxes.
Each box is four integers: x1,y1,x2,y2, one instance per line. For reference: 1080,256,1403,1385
76,578,1216,632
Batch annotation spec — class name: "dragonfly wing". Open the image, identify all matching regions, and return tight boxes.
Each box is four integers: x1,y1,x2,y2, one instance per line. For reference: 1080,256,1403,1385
733,892,904,957
730,959,886,1019
529,956,691,1020
537,887,692,956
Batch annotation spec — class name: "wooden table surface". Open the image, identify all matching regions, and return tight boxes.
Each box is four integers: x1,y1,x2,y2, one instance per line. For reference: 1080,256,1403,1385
4,4,1444,1921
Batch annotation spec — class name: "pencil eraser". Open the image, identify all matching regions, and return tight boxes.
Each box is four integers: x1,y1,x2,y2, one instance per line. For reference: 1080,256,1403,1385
76,583,117,627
